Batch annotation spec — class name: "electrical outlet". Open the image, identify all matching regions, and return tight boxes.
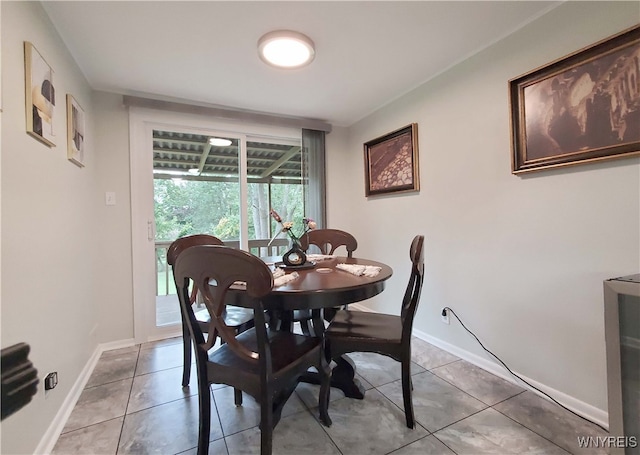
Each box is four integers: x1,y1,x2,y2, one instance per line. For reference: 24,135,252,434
441,308,450,324
44,372,58,391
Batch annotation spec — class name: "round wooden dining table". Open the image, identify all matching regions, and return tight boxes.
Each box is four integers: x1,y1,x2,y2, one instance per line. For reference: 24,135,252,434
227,255,393,399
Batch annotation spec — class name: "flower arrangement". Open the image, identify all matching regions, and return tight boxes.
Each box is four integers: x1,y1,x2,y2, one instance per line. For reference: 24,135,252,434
268,209,316,247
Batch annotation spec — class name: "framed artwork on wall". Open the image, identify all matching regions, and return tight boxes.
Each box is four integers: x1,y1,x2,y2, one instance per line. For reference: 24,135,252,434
364,123,419,196
66,95,85,167
510,25,640,174
24,42,56,147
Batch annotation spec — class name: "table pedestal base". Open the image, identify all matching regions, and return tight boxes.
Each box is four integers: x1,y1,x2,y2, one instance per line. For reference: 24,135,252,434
302,355,365,399
269,309,366,399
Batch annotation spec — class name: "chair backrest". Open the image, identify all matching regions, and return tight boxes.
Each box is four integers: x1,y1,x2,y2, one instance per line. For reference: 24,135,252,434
167,234,224,266
168,234,226,305
400,235,425,341
300,229,358,257
173,245,273,365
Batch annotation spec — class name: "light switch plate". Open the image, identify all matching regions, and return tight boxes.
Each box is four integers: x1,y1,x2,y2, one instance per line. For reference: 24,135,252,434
105,192,116,206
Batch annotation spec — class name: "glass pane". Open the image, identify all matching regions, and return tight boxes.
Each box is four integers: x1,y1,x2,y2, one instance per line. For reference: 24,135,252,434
618,293,640,449
153,130,239,327
246,140,303,257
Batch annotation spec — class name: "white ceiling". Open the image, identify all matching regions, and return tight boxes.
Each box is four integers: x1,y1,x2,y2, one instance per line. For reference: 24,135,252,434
42,1,559,127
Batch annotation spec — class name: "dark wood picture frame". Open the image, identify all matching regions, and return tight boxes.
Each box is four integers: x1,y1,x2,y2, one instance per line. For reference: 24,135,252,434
364,123,419,196
509,25,640,174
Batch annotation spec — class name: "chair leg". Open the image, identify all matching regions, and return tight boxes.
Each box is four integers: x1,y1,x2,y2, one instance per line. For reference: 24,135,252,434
323,307,338,322
299,318,312,336
401,359,415,429
234,388,243,406
182,325,192,387
318,353,332,427
260,390,274,455
196,375,211,455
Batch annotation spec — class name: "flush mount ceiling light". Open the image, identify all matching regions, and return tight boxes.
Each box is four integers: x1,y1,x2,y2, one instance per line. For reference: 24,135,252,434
258,30,315,69
208,137,232,146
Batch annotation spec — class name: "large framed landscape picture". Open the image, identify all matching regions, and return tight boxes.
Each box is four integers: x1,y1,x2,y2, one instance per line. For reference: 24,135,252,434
510,26,640,174
364,123,419,196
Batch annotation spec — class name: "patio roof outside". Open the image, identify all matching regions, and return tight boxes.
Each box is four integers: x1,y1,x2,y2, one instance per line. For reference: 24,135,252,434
153,130,302,184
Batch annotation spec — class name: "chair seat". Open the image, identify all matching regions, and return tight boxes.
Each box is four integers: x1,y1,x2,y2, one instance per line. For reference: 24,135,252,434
173,244,332,454
209,328,322,375
326,310,402,344
194,305,254,328
325,235,424,431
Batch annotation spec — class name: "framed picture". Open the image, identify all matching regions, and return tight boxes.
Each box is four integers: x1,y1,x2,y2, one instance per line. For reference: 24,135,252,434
364,123,419,196
509,25,640,174
66,95,85,167
24,42,56,147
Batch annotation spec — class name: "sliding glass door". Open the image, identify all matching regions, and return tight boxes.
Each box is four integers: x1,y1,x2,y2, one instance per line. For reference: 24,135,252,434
130,107,312,341
153,131,241,327
152,130,304,329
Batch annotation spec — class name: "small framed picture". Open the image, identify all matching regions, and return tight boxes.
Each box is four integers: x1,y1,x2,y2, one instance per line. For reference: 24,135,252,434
509,25,640,174
66,95,85,167
24,42,56,147
364,123,419,196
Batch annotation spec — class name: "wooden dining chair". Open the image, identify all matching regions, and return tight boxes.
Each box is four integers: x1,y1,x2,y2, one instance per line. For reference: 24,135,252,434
299,228,358,257
295,228,358,334
173,245,331,455
167,234,254,389
324,235,424,429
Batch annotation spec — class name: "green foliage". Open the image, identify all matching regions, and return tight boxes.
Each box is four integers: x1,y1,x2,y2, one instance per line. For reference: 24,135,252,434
214,215,240,239
154,178,303,242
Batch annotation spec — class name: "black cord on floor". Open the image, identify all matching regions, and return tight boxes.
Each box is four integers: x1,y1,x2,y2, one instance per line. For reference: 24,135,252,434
442,306,608,433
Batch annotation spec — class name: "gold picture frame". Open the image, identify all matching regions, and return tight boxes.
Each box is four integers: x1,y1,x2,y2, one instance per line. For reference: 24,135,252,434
364,124,419,196
24,42,56,147
509,26,640,174
66,95,85,167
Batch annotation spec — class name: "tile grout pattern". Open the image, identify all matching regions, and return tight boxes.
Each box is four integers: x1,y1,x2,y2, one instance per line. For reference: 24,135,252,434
52,336,609,455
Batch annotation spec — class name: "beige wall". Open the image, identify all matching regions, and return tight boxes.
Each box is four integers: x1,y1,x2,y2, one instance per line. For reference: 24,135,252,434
0,3,131,453
1,1,639,452
91,90,134,344
328,1,639,421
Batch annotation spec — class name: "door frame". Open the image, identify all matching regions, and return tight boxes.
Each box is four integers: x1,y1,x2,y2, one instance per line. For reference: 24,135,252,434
128,107,300,343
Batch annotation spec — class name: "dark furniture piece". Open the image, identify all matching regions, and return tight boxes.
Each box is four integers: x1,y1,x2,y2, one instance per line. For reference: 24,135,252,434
1,343,38,420
167,234,254,388
297,228,358,334
300,228,358,257
173,245,331,455
228,255,393,399
325,235,424,428
604,274,640,455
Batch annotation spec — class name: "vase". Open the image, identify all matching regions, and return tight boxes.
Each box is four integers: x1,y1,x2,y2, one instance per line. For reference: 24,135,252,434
282,241,307,267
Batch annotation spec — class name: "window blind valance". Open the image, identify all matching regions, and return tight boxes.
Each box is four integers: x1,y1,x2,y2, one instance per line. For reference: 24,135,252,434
123,95,332,133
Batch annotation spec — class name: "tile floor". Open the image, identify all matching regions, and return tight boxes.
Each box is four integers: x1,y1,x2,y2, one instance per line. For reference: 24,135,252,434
52,336,608,454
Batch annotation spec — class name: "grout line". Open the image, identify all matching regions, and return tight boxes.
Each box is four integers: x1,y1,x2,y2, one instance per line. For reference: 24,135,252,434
430,432,459,455
491,395,595,454
208,385,233,455
492,407,572,454
115,344,141,454
60,340,588,455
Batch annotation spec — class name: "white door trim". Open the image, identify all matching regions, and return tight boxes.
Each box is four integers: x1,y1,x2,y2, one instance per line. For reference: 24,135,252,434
128,107,299,342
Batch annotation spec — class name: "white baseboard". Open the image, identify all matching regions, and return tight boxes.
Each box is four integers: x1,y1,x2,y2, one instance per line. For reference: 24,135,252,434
411,327,609,429
349,304,608,428
34,338,136,454
349,302,373,312
34,315,610,453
